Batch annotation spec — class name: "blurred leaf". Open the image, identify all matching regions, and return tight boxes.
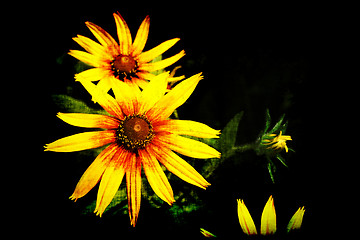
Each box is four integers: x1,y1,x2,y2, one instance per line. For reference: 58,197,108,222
276,154,288,168
219,112,244,158
52,94,109,115
267,159,276,183
150,55,164,75
264,108,272,133
269,114,285,134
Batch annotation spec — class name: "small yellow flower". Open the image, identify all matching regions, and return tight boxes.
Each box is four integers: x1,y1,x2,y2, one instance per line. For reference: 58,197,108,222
237,195,305,236
262,131,292,152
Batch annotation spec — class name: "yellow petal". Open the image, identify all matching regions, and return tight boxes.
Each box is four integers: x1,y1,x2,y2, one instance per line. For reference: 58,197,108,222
68,50,102,67
113,12,132,55
161,134,220,159
136,38,180,63
260,195,277,235
132,15,150,56
136,71,157,81
110,78,140,116
70,143,118,200
77,78,124,119
95,147,129,216
44,130,116,152
149,143,210,189
237,199,258,235
138,72,169,113
94,76,114,94
85,21,119,56
147,73,203,122
287,206,305,232
57,112,120,129
156,119,221,139
75,67,110,82
126,153,142,227
72,35,109,58
139,50,185,72
139,148,175,205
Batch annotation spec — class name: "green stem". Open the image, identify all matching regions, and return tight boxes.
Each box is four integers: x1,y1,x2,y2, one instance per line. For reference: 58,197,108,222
223,143,255,159
232,143,255,153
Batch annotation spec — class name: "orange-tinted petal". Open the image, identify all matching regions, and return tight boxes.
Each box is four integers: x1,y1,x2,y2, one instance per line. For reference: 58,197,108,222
70,143,118,201
138,50,185,72
126,153,142,227
95,147,129,216
132,15,150,56
85,21,119,56
147,73,203,122
113,12,132,55
139,148,175,205
136,38,180,63
44,130,116,152
149,142,210,189
260,195,277,235
237,199,258,235
57,112,120,129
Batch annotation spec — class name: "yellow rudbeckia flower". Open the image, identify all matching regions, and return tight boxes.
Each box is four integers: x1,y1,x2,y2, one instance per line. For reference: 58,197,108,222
45,72,220,226
69,12,185,93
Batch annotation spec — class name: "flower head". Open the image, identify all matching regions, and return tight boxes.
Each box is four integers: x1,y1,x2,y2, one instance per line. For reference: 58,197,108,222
237,195,305,236
69,12,185,94
45,72,220,226
262,131,292,153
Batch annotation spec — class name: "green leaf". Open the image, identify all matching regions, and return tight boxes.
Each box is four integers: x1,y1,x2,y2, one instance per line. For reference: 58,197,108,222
269,114,285,134
276,154,288,168
267,159,276,183
219,112,244,157
52,94,109,115
264,108,272,133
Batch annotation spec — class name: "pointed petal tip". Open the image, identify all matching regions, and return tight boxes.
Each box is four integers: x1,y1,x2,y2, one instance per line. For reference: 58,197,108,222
69,195,78,202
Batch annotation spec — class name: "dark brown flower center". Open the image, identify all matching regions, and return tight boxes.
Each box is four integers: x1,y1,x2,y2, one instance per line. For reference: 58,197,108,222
111,54,138,80
116,114,154,151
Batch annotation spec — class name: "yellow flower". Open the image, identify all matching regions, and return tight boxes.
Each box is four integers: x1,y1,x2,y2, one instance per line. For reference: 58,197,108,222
45,72,220,226
262,131,292,153
237,196,305,235
69,12,185,93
